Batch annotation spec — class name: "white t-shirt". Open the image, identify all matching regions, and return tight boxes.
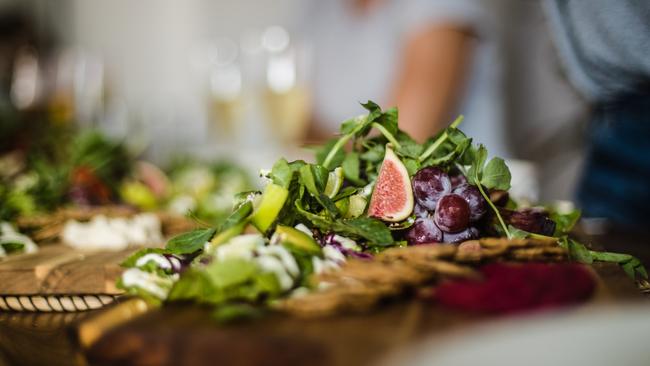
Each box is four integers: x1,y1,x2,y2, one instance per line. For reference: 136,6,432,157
301,0,509,158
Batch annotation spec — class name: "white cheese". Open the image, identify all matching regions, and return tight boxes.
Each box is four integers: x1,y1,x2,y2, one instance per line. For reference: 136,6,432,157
121,268,176,299
135,254,171,270
61,214,163,251
255,255,294,290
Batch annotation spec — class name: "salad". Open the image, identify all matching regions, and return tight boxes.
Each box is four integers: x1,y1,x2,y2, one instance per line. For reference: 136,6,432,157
118,101,647,318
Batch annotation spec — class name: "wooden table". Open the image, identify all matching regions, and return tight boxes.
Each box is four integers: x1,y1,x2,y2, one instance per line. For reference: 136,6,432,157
0,230,648,366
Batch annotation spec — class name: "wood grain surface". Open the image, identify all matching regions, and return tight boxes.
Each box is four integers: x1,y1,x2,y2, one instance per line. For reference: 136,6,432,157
0,245,136,295
84,263,645,366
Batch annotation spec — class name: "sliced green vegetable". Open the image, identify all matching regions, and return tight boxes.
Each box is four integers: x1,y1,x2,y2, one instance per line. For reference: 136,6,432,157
250,183,289,233
274,225,321,255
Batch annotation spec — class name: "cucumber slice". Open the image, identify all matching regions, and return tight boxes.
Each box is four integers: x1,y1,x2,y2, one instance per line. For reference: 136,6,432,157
346,194,367,218
273,225,321,255
250,183,289,233
324,167,343,198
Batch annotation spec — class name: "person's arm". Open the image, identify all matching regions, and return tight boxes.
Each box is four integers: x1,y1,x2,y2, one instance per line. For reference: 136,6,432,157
390,24,476,142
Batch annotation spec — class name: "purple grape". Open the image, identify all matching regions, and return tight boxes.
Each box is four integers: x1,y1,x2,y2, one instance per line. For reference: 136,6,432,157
443,227,479,244
405,217,443,245
434,194,470,233
453,184,487,222
450,172,468,189
413,203,431,219
412,167,452,211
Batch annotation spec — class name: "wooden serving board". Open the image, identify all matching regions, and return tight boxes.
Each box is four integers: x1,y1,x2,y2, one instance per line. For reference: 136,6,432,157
0,245,137,295
84,263,644,366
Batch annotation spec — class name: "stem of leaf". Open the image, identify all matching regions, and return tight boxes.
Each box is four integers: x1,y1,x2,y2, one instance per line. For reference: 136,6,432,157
418,115,464,163
371,122,401,149
323,134,352,169
475,176,511,239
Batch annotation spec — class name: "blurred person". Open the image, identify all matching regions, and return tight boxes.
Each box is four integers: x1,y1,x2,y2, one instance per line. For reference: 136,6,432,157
545,1,650,227
303,0,510,158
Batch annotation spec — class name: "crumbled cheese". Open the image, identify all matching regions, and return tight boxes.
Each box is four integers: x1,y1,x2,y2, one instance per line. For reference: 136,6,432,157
0,222,38,257
294,223,313,238
257,245,299,278
135,253,171,270
323,245,346,264
214,234,265,261
332,235,360,251
256,255,294,290
121,268,177,299
61,214,163,251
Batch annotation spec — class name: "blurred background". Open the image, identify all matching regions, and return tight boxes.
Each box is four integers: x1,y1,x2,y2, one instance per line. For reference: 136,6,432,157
0,0,589,207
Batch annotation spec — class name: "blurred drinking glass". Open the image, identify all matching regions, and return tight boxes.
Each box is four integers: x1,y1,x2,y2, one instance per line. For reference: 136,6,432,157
262,26,311,145
50,48,105,128
206,38,242,140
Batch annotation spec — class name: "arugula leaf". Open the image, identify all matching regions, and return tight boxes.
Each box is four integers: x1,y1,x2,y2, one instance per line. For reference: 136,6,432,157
402,158,420,176
467,145,488,186
395,131,423,159
299,164,340,218
550,209,581,236
418,115,464,162
375,106,399,136
564,237,593,264
323,102,401,169
423,138,471,168
342,152,363,185
316,139,346,169
166,228,217,254
508,225,531,239
360,143,385,163
220,201,253,231
558,237,648,280
481,157,511,190
332,186,358,201
270,158,292,188
294,200,393,246
311,164,330,191
345,218,394,246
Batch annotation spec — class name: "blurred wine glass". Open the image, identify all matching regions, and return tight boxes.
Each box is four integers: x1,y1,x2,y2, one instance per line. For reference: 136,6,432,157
195,37,243,140
10,46,41,111
261,26,311,145
49,48,105,128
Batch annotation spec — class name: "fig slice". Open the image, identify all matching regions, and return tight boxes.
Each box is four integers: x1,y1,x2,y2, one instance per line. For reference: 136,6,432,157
367,145,414,222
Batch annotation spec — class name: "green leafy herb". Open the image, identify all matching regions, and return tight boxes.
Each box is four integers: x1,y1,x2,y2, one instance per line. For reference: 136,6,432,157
418,115,464,162
299,164,340,218
550,209,581,236
166,228,217,254
342,152,363,185
557,237,647,280
481,158,512,191
295,199,392,246
220,201,252,231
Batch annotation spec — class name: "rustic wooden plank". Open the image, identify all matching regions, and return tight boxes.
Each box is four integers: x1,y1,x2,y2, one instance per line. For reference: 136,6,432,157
0,245,136,295
0,246,83,294
85,263,644,366
42,250,136,294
